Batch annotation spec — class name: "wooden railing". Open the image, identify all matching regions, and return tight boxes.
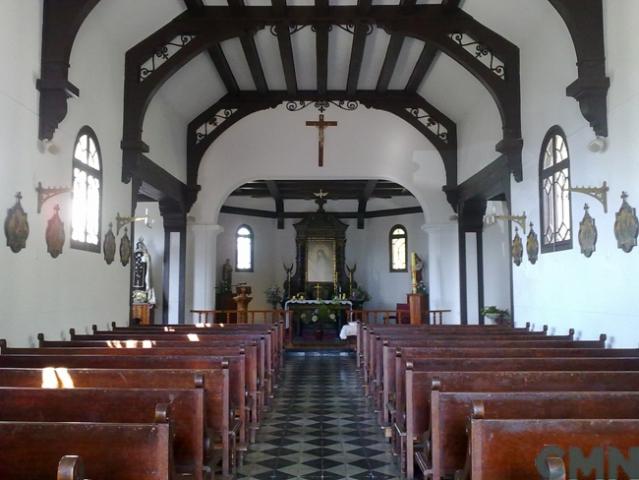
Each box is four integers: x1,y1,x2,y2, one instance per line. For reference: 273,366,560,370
190,308,452,326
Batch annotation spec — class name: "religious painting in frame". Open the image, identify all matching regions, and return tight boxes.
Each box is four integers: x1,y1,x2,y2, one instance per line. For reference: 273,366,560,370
120,226,132,267
45,205,65,258
103,223,116,265
4,192,29,253
526,223,539,265
512,228,523,267
614,192,639,253
306,238,335,283
578,204,597,258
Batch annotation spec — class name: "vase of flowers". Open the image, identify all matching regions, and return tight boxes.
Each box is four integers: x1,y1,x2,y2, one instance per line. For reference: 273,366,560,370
349,286,371,310
264,285,284,310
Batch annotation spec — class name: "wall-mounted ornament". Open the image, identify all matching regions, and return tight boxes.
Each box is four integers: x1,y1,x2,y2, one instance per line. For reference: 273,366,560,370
35,182,71,214
119,226,132,267
45,204,65,258
578,204,597,258
614,192,639,253
484,210,527,234
512,227,523,267
4,192,29,253
103,223,116,265
570,181,609,213
116,210,153,235
526,223,539,265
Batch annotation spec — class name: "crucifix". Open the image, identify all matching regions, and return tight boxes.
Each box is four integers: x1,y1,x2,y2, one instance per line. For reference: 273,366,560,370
305,114,338,167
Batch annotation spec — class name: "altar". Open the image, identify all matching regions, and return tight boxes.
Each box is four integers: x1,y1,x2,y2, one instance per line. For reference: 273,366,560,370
285,299,352,343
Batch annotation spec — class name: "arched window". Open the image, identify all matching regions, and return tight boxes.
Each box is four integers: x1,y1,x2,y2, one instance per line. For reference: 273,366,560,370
71,126,102,252
236,225,254,272
389,225,407,272
539,126,572,253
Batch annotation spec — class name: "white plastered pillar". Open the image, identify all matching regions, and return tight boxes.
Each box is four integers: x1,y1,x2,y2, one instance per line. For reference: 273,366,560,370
422,222,460,324
189,222,224,316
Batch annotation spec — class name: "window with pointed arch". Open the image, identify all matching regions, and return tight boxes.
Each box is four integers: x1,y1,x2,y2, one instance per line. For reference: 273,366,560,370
389,225,408,272
71,126,102,252
236,225,254,272
539,126,573,253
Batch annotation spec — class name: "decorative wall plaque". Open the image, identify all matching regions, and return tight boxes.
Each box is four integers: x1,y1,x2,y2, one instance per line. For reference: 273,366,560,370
512,227,523,266
526,223,539,265
614,192,639,253
120,226,131,267
45,205,65,258
578,204,598,258
103,223,116,265
4,192,29,253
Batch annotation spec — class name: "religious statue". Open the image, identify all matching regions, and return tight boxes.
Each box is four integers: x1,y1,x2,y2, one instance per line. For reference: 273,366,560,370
283,262,294,298
221,258,233,292
132,238,155,304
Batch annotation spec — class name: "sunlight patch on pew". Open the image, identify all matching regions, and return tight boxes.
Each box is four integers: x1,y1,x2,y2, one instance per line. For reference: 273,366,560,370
56,368,75,388
41,367,58,388
187,333,200,342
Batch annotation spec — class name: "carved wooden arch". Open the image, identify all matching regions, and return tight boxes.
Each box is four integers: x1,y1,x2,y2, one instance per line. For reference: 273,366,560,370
37,0,100,140
187,91,457,204
547,0,609,137
120,5,522,190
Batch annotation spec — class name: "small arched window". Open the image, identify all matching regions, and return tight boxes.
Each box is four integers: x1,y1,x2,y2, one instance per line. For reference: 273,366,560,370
71,126,102,252
236,225,254,272
389,225,407,272
539,126,572,253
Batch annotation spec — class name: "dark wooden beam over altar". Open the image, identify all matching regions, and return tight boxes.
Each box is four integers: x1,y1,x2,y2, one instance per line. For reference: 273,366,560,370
272,0,298,96
266,180,285,229
315,0,329,96
376,0,416,94
346,0,372,96
357,180,378,229
219,205,423,219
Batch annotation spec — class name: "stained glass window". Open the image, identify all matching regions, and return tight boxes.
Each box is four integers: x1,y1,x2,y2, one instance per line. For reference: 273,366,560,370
236,225,254,271
71,127,102,252
539,126,572,253
389,225,407,272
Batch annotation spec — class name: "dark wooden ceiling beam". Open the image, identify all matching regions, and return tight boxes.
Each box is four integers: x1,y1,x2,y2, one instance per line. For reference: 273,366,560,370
346,0,372,95
183,0,239,94
376,0,416,93
266,180,285,229
220,205,423,219
227,0,269,93
272,0,297,96
315,0,329,95
357,179,378,229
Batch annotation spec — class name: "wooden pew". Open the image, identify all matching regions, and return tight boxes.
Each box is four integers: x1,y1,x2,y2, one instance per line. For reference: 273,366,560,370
402,369,639,479
0,386,206,479
430,391,639,480
0,417,172,480
57,456,89,480
4,340,263,443
0,365,234,477
467,415,639,480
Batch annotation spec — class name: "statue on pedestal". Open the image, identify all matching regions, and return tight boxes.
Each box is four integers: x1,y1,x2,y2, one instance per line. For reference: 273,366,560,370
221,258,233,292
132,238,155,304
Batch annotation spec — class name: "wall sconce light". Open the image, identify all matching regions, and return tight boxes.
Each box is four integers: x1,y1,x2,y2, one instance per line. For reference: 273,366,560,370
36,182,71,214
484,208,527,234
588,136,607,153
570,181,609,213
116,209,153,235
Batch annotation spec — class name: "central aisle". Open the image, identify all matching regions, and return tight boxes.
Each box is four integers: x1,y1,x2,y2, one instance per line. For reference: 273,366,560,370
238,352,400,480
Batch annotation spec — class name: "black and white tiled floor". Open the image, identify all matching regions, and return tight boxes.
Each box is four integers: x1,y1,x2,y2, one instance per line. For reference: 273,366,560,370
238,352,400,480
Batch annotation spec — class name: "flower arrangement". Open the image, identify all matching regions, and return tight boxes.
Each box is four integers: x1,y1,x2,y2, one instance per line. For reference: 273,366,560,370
480,306,512,326
349,286,371,304
264,286,284,308
415,280,428,294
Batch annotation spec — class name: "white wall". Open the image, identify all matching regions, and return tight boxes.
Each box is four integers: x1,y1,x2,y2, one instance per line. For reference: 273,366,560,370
458,0,639,345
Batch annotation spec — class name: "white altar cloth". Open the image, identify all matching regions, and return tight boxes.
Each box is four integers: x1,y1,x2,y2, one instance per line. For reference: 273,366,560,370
339,321,358,340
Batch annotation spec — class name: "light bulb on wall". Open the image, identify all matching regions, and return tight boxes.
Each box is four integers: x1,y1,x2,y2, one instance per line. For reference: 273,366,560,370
588,136,607,153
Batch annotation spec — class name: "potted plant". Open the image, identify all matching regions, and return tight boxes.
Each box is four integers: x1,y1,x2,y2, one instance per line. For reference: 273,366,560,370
480,306,512,326
349,286,371,310
264,285,284,310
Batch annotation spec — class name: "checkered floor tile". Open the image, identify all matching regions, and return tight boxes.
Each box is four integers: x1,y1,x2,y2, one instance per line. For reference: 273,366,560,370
238,352,399,480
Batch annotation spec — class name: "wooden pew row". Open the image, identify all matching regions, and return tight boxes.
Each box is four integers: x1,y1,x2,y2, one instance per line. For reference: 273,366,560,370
0,386,206,479
359,322,541,361
0,357,239,477
357,322,539,368
386,342,637,427
0,367,231,478
57,456,89,480
70,330,277,398
5,340,264,442
430,391,639,480
467,416,639,480
404,369,639,479
0,418,172,480
362,328,570,388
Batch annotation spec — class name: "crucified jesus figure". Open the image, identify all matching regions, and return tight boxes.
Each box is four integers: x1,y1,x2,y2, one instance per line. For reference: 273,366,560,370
305,114,338,167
